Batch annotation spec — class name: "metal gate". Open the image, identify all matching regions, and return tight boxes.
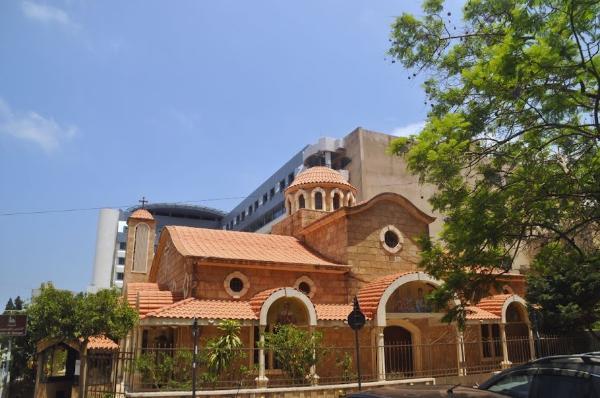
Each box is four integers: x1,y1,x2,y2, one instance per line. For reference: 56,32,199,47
85,351,133,398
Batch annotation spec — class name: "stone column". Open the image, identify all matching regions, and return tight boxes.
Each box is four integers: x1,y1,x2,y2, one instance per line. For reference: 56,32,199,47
500,323,512,369
527,325,536,361
377,327,386,381
255,326,269,388
455,327,467,376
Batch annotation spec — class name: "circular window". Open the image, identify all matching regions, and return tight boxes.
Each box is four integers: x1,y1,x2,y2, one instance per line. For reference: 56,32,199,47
229,277,244,293
384,230,399,248
380,225,404,254
298,281,311,295
294,276,316,298
224,272,250,298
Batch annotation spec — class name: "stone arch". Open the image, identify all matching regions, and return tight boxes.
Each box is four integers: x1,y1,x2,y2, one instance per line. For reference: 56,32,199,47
501,295,529,324
311,187,326,211
294,189,308,210
376,272,443,327
258,287,317,326
383,319,423,375
286,198,292,215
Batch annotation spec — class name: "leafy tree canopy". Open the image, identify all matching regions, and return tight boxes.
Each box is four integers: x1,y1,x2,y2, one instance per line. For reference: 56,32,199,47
388,0,599,331
27,284,138,346
4,298,15,313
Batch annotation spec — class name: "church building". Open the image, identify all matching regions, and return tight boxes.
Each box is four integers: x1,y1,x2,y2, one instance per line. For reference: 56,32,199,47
122,166,532,385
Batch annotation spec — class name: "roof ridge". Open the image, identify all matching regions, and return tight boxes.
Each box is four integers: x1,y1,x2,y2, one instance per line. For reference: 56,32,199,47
145,296,194,317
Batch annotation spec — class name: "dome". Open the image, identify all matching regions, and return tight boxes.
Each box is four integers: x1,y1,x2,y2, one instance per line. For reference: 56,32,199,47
129,208,154,221
286,167,356,192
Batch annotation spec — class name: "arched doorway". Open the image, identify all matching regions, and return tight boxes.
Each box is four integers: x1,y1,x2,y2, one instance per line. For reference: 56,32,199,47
384,326,413,377
505,302,530,363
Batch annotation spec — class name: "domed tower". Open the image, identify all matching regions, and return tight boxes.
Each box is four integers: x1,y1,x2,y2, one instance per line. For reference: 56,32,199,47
284,167,357,215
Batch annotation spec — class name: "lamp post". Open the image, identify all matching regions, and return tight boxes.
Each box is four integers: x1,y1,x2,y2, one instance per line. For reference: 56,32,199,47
192,318,199,398
347,297,366,390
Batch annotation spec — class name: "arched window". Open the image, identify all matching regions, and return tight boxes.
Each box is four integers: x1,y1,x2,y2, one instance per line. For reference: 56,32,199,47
332,193,341,210
314,192,323,210
286,199,292,215
298,194,306,209
133,223,150,272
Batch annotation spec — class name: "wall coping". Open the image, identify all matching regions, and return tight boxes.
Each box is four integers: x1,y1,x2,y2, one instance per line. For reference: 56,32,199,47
125,377,436,397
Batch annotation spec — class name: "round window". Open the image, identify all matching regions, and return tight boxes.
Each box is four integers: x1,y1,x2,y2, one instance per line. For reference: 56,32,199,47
380,225,404,254
298,281,311,295
224,272,250,298
229,277,244,293
384,230,400,248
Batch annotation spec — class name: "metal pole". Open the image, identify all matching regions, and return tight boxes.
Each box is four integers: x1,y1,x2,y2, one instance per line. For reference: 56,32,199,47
354,329,362,391
192,318,198,398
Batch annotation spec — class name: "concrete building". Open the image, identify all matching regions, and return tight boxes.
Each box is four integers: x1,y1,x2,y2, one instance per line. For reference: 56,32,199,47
88,203,225,291
226,127,441,237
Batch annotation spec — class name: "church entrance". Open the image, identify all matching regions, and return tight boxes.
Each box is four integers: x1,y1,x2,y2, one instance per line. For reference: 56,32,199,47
384,326,413,377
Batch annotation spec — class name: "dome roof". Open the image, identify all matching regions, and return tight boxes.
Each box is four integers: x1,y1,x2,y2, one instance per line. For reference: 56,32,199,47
129,208,154,221
286,167,356,192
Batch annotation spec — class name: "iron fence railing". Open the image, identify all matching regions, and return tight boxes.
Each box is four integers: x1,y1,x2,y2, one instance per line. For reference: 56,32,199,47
85,334,600,395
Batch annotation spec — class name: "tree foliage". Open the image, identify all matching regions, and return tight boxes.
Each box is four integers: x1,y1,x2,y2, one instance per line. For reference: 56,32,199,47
264,324,324,384
388,0,600,331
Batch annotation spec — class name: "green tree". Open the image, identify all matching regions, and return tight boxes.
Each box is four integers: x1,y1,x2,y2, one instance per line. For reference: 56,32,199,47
4,298,15,313
204,320,245,381
27,285,138,396
14,296,23,311
264,324,324,384
388,0,600,332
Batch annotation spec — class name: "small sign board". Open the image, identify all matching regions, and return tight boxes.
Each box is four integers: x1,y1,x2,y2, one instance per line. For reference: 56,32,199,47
0,314,27,336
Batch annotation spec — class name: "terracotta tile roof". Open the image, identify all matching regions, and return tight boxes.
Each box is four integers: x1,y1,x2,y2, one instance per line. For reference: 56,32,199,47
315,304,353,321
125,283,182,316
466,306,501,321
286,167,356,192
88,336,119,351
129,208,154,220
249,288,285,317
476,294,513,317
356,272,415,319
166,226,349,269
144,298,257,320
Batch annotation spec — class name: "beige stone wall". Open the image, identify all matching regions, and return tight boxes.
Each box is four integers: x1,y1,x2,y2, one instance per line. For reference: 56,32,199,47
271,208,328,239
194,265,349,304
153,240,190,295
302,216,349,265
345,200,429,296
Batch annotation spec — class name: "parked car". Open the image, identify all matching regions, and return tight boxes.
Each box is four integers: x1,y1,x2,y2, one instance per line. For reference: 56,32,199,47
347,353,600,398
344,384,507,397
478,352,600,397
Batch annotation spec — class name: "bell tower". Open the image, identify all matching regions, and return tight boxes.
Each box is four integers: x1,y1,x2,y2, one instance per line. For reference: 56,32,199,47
123,202,156,287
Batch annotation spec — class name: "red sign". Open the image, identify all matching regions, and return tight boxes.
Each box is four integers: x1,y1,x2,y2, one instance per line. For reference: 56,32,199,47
0,314,27,336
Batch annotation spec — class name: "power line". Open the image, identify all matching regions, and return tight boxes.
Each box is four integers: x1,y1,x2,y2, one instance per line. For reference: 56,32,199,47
0,196,252,217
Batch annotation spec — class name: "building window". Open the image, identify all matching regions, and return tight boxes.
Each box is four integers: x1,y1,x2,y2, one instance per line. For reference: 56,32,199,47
279,179,285,191
224,272,250,298
314,192,323,210
248,205,253,216
241,211,246,221
270,188,275,200
254,200,259,211
263,193,268,203
380,225,404,254
332,193,341,210
294,276,316,298
298,194,306,209
118,257,125,265
236,215,240,224
119,242,126,250
116,272,124,281
132,223,150,272
288,173,294,185
481,324,502,359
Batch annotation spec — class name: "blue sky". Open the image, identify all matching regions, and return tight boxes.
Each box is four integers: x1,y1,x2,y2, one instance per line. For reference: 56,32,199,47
0,0,461,307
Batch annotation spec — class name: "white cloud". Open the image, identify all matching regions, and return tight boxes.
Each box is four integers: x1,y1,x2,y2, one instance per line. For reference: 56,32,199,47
0,98,77,153
392,121,426,137
21,1,76,29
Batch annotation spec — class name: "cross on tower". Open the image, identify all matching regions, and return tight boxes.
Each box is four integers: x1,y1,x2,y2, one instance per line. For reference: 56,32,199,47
139,196,148,208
